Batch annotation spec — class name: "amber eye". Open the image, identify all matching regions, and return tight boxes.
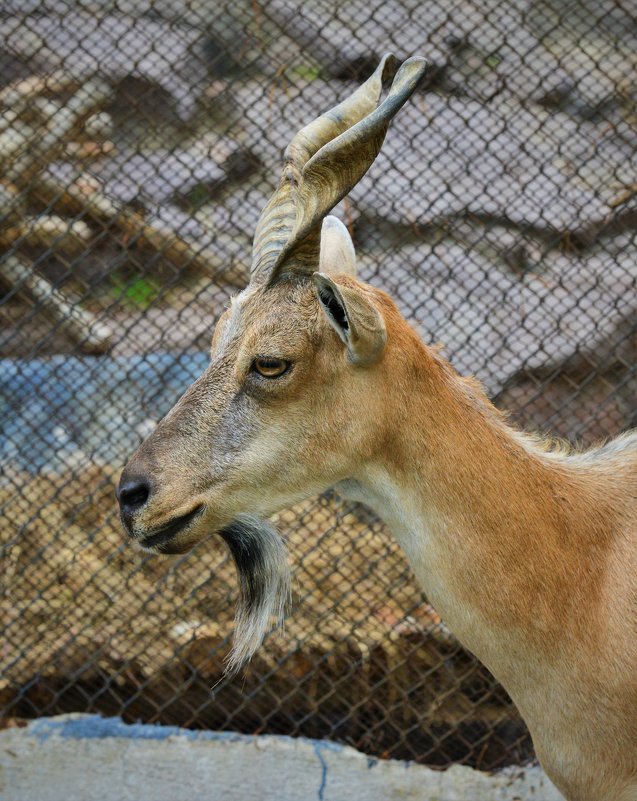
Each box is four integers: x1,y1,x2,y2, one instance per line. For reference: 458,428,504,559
252,357,290,378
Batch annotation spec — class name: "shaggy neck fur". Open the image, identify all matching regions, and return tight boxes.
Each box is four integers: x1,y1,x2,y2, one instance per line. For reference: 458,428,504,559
337,316,637,801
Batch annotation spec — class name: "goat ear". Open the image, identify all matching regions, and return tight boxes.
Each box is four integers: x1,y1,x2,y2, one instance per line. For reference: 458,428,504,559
318,216,357,277
313,272,386,365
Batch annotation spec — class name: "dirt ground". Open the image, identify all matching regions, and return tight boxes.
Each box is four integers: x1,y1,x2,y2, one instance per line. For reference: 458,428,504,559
1,465,531,768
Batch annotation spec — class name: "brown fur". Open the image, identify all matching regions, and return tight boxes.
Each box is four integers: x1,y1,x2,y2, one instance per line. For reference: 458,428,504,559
120,266,637,801
117,57,635,798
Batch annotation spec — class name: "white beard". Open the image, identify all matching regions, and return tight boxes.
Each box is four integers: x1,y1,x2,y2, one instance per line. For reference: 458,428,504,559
219,515,291,674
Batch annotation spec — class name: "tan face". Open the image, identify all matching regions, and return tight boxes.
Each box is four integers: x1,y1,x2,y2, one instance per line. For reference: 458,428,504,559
115,55,427,670
117,269,389,556
115,51,426,561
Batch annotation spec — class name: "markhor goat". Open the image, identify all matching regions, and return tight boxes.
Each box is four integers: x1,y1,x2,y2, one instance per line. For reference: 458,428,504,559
118,55,637,801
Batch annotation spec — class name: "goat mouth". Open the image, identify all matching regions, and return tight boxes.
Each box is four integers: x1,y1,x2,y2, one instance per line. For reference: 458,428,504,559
139,505,205,552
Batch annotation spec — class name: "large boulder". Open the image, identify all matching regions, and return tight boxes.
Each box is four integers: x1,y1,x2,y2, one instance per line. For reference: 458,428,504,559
358,237,637,397
0,12,211,118
348,92,637,232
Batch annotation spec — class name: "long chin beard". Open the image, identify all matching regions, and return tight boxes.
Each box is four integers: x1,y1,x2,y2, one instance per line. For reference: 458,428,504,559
219,514,291,675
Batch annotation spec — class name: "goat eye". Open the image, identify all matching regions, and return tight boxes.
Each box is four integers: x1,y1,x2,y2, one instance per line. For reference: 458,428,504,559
253,357,290,378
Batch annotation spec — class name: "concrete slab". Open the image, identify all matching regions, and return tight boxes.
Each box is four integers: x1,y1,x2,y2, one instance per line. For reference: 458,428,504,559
1,714,564,801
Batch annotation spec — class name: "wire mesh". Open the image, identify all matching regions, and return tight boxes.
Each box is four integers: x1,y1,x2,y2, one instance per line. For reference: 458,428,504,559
1,0,635,771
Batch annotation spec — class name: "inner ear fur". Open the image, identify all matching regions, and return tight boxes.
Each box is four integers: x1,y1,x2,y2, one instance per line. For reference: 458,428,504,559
313,272,387,366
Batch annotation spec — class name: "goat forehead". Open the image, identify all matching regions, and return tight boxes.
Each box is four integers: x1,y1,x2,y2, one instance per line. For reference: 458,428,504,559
227,283,317,343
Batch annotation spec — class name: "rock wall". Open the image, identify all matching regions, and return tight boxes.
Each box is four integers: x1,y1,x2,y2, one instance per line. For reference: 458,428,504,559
1,0,634,442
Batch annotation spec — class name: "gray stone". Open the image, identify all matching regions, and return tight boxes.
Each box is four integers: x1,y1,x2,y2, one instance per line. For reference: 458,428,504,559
0,13,210,119
496,308,637,446
98,148,233,206
350,92,637,231
194,185,269,265
1,714,564,801
267,0,448,79
3,0,636,116
147,205,206,241
524,0,637,113
30,0,312,80
264,0,637,112
358,239,637,396
197,186,270,239
526,0,637,51
229,78,352,174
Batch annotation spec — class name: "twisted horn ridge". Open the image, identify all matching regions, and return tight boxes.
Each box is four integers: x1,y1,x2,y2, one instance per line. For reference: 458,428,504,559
250,54,427,285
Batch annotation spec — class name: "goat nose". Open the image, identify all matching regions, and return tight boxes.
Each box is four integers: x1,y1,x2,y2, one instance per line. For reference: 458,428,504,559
117,476,151,516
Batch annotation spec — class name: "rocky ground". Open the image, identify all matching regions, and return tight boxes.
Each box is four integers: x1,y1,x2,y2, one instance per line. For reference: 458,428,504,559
0,466,531,768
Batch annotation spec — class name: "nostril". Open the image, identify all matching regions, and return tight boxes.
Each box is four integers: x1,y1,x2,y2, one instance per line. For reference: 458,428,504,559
118,478,150,512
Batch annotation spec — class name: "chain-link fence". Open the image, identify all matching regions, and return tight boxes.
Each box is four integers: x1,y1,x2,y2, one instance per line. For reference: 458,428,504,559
1,0,635,772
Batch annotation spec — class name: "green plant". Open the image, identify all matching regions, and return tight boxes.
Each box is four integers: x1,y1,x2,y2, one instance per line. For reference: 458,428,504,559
111,275,161,309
